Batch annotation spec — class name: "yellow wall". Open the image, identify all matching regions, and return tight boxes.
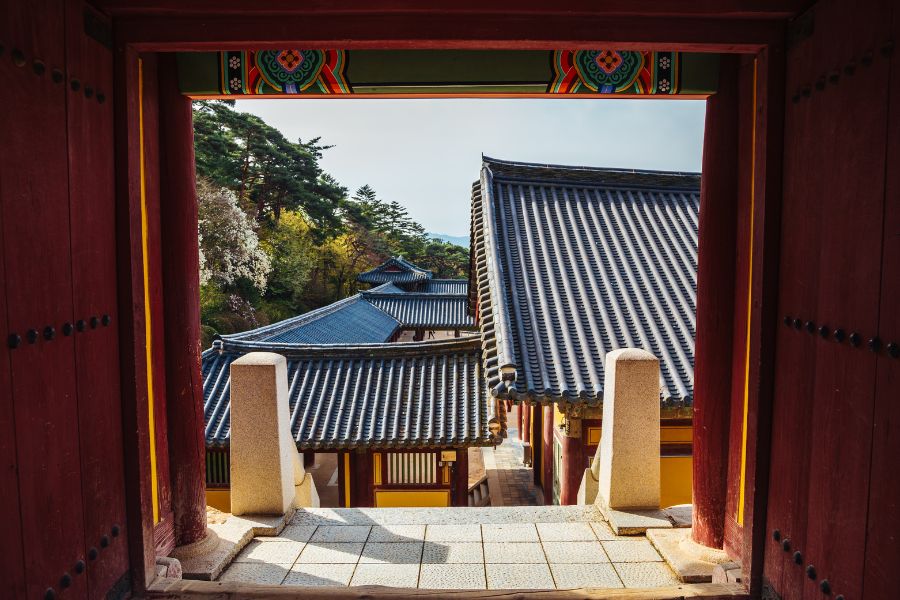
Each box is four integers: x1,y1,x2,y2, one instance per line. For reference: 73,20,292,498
661,456,693,508
375,490,450,508
554,404,566,427
206,489,231,513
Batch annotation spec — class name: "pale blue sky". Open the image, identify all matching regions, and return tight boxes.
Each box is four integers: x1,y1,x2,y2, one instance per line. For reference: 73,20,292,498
235,99,706,236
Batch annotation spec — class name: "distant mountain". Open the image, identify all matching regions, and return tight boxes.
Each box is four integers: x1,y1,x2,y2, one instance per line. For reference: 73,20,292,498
429,233,470,248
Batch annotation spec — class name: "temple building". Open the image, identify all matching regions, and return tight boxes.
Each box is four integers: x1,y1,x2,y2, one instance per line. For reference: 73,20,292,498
201,268,495,510
469,157,697,506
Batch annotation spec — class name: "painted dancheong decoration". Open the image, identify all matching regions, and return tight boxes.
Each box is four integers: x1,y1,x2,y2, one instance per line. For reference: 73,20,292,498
179,49,716,96
220,49,351,94
548,50,680,94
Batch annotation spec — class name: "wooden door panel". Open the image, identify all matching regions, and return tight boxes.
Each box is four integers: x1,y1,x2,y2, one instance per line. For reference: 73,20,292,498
0,1,88,597
801,1,889,597
66,2,130,597
764,18,819,594
862,3,900,598
766,1,892,598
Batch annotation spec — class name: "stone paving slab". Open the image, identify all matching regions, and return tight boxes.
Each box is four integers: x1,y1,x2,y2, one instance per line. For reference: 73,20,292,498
537,521,598,542
614,562,681,587
486,563,555,589
482,523,539,542
602,539,665,563
551,563,624,588
284,563,355,586
419,563,487,589
483,542,546,563
359,542,423,564
350,563,420,587
541,541,609,563
422,541,484,564
295,542,364,564
368,524,426,542
233,540,305,564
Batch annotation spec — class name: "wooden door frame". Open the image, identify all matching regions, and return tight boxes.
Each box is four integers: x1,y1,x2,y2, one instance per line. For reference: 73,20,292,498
110,13,786,595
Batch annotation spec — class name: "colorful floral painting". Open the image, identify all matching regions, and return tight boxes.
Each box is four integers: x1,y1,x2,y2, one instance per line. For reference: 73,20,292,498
548,50,680,94
219,50,351,95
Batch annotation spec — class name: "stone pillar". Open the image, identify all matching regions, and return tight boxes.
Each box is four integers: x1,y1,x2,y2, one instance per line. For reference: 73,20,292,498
596,349,661,510
230,352,303,516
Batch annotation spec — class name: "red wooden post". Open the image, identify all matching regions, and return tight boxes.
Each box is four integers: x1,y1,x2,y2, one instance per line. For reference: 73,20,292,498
692,54,740,549
532,404,543,485
452,447,469,507
157,54,207,547
521,403,531,446
558,431,584,505
543,405,553,504
351,451,373,507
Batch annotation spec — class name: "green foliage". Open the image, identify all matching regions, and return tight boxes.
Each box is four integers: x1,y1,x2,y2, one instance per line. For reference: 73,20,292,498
193,101,469,340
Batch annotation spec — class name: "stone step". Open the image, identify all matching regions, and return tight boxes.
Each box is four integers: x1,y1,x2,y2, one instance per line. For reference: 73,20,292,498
290,505,604,526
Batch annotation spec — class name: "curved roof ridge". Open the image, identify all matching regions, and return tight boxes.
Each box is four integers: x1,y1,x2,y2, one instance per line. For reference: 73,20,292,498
482,155,701,178
218,334,481,358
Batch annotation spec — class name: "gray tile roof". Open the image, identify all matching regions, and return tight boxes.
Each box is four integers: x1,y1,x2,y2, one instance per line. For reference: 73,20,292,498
221,287,400,345
357,256,433,285
470,157,699,407
362,291,475,330
423,279,469,294
202,336,494,449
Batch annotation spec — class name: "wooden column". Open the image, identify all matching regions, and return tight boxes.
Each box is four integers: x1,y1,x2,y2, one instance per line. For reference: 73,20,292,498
157,54,207,547
543,405,553,504
522,403,531,445
452,448,469,507
692,54,740,549
532,405,543,485
351,451,373,507
559,431,584,505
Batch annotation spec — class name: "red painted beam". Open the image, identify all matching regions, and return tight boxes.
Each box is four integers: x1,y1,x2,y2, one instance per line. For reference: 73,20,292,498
93,0,806,19
157,53,208,548
116,14,779,53
692,54,739,549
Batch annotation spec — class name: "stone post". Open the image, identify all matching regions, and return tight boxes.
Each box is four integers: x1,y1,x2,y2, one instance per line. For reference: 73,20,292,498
595,348,661,510
230,352,312,515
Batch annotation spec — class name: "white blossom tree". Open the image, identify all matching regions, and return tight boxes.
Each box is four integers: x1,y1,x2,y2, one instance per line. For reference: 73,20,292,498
197,178,271,292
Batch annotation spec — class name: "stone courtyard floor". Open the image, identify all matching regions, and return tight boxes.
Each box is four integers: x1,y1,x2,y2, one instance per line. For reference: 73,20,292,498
216,505,681,590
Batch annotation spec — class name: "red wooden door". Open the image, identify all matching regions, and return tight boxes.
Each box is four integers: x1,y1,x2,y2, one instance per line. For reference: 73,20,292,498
0,1,89,598
66,3,130,597
764,0,893,598
0,1,130,597
861,4,900,597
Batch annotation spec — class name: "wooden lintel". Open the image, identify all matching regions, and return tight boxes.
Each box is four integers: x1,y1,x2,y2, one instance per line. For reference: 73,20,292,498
148,579,749,599
116,14,779,53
